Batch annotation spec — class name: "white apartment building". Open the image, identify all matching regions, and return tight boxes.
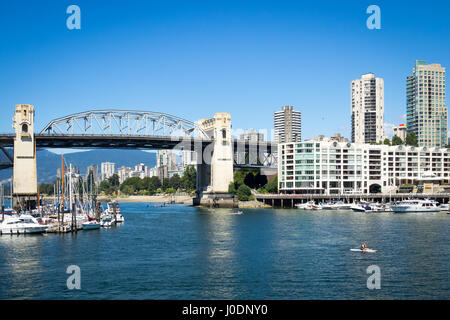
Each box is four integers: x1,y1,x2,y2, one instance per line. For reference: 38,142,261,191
351,73,384,144
134,163,149,179
156,150,177,171
101,162,115,181
278,140,450,195
117,166,132,184
182,150,197,168
393,124,407,142
274,105,302,143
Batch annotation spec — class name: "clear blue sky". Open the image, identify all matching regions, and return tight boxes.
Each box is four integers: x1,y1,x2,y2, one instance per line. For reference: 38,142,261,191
1,0,449,141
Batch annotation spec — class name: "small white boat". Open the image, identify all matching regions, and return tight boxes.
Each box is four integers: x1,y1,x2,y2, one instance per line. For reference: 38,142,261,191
439,203,449,211
114,213,124,223
391,199,440,213
296,201,322,210
0,215,48,235
100,214,113,228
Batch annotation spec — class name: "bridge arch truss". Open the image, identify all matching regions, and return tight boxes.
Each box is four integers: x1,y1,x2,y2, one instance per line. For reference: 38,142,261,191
41,110,208,139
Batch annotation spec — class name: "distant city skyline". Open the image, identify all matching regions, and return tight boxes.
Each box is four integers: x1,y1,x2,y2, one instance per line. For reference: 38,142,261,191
0,1,449,143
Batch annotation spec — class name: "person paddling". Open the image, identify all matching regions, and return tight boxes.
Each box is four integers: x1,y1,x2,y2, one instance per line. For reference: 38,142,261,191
361,242,367,251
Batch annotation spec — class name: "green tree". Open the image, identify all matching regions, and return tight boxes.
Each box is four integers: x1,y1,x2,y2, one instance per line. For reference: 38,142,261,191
391,135,403,146
108,174,120,187
121,184,135,195
405,132,418,147
99,180,110,193
181,165,196,191
228,181,237,195
383,138,391,146
120,177,142,193
39,183,55,195
237,184,252,201
264,175,278,193
165,187,176,194
148,176,162,192
168,174,181,191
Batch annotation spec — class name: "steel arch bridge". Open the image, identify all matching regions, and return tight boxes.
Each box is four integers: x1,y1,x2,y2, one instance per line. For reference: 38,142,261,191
41,110,208,138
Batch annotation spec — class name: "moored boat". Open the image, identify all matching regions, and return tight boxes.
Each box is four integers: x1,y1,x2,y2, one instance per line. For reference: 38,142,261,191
0,215,48,235
391,199,440,213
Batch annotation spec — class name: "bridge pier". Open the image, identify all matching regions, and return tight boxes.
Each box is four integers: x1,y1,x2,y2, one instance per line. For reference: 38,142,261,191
12,105,38,212
195,113,234,204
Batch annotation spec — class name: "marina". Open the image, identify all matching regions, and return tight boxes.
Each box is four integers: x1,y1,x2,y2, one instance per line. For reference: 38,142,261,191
0,203,448,300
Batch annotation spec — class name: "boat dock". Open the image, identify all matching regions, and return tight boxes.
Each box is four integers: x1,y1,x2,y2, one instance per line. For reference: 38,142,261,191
255,193,450,208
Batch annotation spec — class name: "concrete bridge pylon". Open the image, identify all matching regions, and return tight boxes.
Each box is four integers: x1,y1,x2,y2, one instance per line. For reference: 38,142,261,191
12,104,38,210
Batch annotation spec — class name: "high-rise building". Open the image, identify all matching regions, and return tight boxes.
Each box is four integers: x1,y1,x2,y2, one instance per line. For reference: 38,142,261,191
351,73,384,144
156,150,176,171
117,166,132,183
273,105,302,143
101,162,115,181
134,163,149,179
406,60,447,147
182,150,197,168
393,124,407,142
239,129,265,142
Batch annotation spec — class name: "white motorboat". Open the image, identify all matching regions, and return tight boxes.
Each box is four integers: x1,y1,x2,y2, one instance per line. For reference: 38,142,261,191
0,215,48,235
439,203,449,211
295,201,322,210
321,201,352,210
103,202,124,223
391,199,440,213
100,214,113,228
114,213,124,223
350,202,388,213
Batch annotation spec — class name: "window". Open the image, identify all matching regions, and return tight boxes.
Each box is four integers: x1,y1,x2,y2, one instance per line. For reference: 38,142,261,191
22,124,28,134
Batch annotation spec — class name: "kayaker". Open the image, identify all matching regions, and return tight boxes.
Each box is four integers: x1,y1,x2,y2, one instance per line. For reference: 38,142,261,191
361,242,367,251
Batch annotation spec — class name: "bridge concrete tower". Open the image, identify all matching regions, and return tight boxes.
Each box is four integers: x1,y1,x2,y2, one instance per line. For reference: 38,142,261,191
12,104,37,211
197,113,234,196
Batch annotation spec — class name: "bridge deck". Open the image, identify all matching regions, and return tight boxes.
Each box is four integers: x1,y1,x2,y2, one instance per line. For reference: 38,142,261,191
0,134,277,151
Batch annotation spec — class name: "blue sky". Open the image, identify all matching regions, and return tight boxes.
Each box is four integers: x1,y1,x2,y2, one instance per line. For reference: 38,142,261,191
0,0,449,143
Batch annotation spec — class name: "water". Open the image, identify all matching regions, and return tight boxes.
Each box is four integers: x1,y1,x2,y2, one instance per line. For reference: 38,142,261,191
0,203,449,299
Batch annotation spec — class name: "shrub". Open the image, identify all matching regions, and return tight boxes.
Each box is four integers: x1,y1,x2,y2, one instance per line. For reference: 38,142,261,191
237,185,252,201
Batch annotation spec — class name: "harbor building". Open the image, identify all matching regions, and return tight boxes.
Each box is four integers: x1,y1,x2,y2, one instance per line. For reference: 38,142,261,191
406,60,447,148
101,162,115,181
351,73,384,144
274,105,302,143
278,140,450,195
393,124,407,142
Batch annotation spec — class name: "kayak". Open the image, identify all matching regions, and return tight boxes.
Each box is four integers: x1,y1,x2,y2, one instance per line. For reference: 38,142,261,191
350,249,376,253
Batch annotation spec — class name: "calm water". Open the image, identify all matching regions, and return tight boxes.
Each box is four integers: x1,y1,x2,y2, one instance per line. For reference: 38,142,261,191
0,203,449,299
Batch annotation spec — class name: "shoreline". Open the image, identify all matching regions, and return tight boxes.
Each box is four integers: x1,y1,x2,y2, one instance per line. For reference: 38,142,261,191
41,195,271,208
